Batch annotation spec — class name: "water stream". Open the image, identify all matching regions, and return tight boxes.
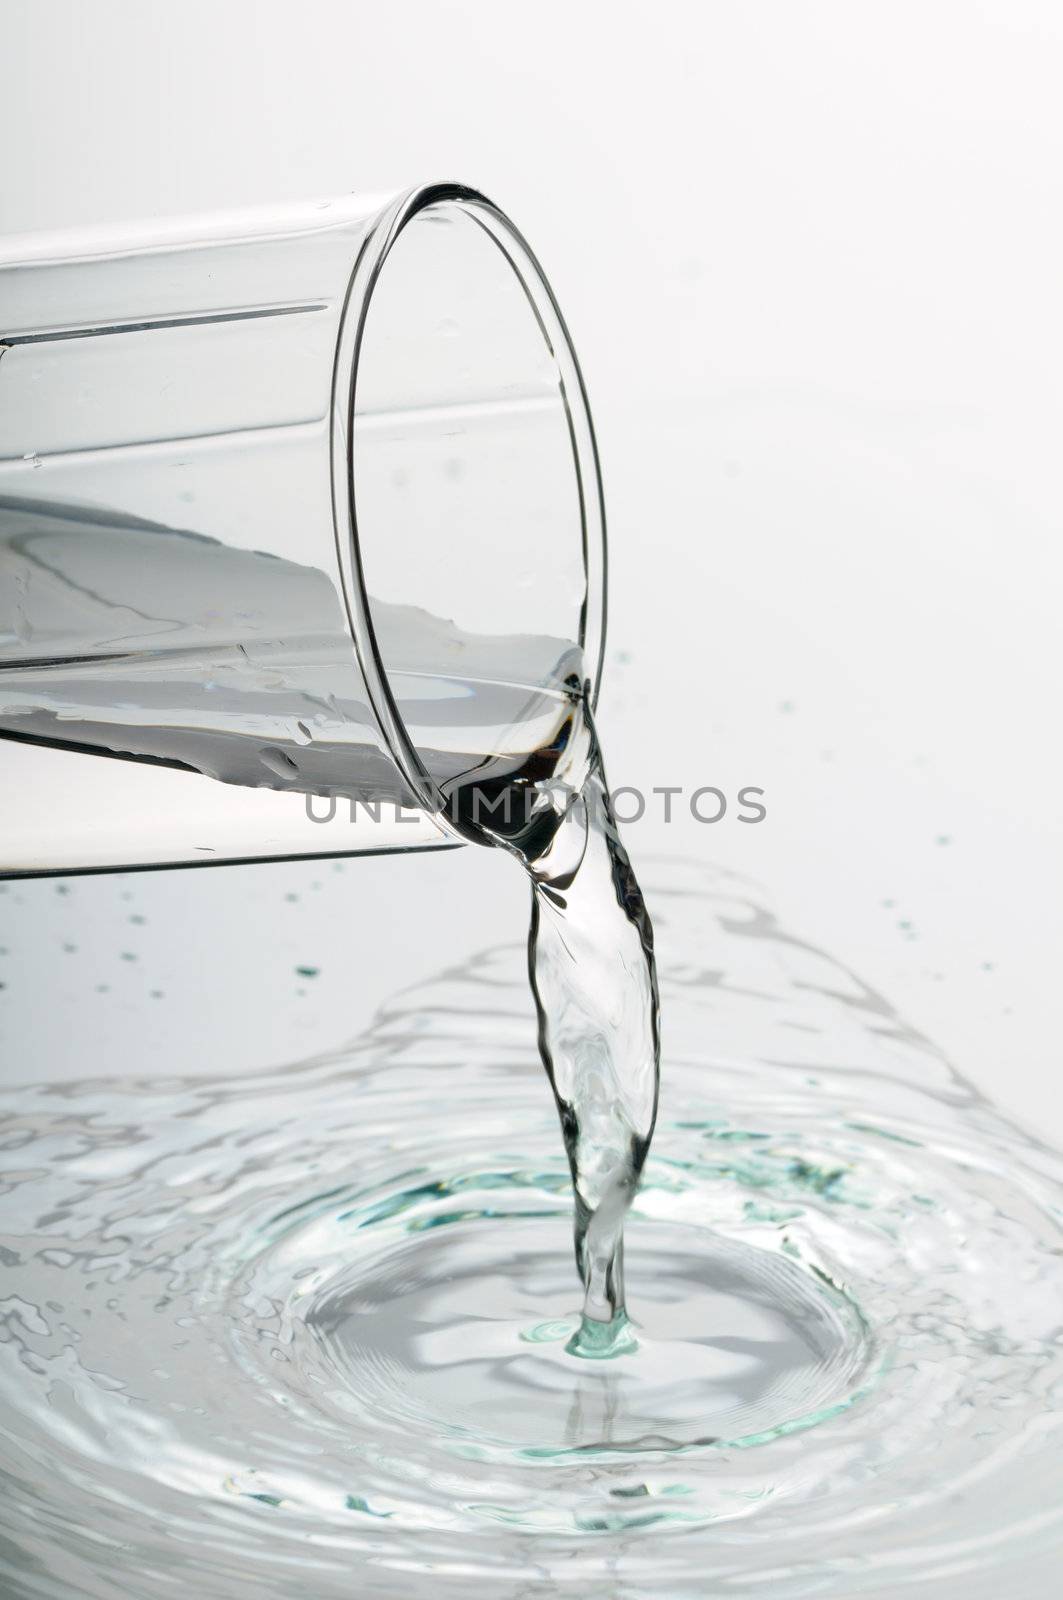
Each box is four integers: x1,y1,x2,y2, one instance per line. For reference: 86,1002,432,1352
446,694,660,1352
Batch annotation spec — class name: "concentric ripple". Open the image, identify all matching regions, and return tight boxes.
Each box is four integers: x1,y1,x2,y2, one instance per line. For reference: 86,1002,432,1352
1,859,1061,1598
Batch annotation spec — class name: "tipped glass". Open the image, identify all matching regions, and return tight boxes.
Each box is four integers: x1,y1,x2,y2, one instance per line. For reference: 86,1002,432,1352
0,184,605,875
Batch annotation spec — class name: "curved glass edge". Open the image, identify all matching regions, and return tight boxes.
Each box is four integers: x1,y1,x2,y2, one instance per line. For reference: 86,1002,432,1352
329,181,608,819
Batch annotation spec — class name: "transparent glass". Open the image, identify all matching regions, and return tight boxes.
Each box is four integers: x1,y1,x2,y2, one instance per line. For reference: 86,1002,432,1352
0,183,605,875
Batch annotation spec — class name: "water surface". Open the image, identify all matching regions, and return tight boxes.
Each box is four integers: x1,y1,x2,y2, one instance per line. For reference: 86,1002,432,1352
0,859,1060,1597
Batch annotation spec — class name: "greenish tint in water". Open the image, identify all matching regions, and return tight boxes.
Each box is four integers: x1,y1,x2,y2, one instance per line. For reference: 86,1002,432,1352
1,860,1062,1597
565,1310,639,1360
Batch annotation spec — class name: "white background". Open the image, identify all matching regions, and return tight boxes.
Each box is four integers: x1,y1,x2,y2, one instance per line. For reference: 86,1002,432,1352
2,2,1061,1137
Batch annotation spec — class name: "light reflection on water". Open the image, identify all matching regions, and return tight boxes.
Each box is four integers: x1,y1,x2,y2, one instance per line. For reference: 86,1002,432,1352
0,859,1060,1598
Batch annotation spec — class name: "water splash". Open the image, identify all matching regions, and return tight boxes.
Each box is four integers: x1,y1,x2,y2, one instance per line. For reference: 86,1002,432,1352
0,859,1061,1597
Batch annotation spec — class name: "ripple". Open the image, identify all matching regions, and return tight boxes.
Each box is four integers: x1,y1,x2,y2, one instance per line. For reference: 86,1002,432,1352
0,859,1061,1597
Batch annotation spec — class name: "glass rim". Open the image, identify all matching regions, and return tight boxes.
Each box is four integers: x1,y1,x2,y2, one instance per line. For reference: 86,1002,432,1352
330,180,608,817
